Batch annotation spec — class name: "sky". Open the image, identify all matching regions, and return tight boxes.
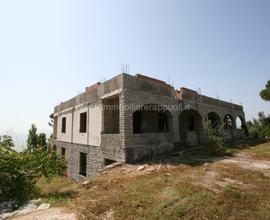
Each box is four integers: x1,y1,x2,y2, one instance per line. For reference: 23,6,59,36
0,0,269,144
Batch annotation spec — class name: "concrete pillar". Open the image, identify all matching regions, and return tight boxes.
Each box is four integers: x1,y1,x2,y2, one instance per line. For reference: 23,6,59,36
53,116,58,139
71,108,74,143
119,91,131,162
172,112,180,143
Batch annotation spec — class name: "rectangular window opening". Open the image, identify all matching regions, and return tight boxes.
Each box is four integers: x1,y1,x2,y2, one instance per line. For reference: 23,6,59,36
61,148,66,158
80,112,87,133
133,111,142,134
61,117,66,133
79,152,87,177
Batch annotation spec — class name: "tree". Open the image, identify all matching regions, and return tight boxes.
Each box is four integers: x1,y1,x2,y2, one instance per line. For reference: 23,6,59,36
0,136,66,208
0,135,14,150
247,111,270,138
48,113,54,139
27,125,48,151
27,124,38,151
260,80,270,101
48,113,54,127
37,133,47,150
258,111,270,127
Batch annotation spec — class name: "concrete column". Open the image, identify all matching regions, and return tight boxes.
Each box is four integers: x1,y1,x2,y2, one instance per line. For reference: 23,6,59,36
53,116,58,139
71,108,74,143
119,91,131,162
101,99,105,133
172,112,180,143
87,104,90,145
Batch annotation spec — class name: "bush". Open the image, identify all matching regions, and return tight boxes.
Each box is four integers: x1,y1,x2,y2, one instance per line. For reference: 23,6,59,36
247,112,270,139
205,135,226,156
0,149,29,206
0,139,66,209
249,126,260,139
260,126,270,138
203,119,227,156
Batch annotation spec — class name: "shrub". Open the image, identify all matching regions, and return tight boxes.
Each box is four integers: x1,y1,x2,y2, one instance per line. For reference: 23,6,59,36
203,119,227,156
248,126,260,139
261,126,270,138
0,139,66,208
247,112,270,139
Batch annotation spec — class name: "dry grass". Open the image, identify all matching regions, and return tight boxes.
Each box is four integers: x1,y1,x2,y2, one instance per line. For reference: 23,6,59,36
36,177,82,207
36,140,270,220
241,141,270,160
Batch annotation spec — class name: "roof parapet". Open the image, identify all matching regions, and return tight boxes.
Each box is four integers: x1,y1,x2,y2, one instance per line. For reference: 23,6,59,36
180,87,198,94
135,74,168,86
85,82,101,92
176,87,198,100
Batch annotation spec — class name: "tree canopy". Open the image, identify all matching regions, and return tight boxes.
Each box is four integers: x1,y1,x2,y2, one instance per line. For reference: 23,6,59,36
246,111,270,138
0,135,66,208
260,80,270,101
48,113,54,127
27,124,47,150
0,135,14,150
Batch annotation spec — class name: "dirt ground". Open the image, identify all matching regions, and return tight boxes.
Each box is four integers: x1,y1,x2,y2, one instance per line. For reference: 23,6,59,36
8,208,76,220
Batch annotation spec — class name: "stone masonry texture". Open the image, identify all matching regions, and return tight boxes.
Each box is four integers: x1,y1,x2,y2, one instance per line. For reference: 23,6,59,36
49,73,246,180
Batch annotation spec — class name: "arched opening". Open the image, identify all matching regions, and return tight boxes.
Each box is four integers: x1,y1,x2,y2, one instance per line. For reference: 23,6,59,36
224,114,234,130
133,104,172,134
53,145,57,152
179,109,202,145
207,112,221,128
236,116,245,129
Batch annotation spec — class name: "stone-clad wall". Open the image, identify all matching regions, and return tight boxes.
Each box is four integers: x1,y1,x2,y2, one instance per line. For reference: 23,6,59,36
233,129,246,139
180,88,245,123
51,73,247,180
50,140,104,181
120,88,180,162
120,84,246,161
123,73,174,97
126,133,175,162
103,98,120,134
101,134,125,162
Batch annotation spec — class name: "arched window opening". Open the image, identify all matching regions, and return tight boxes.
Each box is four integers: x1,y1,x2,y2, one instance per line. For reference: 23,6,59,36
179,109,202,132
207,112,221,129
224,114,234,130
179,109,203,145
236,116,244,129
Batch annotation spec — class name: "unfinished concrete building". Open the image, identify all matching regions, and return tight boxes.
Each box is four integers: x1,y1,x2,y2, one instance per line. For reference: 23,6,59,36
49,73,246,180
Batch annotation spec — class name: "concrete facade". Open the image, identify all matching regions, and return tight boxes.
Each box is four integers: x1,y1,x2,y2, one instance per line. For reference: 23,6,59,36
49,73,246,180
